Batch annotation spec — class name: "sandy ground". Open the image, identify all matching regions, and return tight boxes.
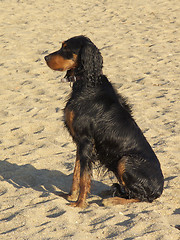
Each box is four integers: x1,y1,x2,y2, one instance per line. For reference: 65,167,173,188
0,0,180,239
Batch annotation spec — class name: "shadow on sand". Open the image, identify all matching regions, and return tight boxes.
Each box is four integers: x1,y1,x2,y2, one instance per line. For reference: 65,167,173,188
0,159,109,201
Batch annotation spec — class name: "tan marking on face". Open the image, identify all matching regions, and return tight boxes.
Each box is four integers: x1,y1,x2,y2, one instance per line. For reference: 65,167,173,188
46,54,77,71
62,42,67,48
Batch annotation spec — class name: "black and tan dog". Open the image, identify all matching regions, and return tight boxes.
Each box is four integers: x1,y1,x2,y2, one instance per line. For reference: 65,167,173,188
45,35,164,208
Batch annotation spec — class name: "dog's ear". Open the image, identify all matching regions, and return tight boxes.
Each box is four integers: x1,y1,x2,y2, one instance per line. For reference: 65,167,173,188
79,41,103,80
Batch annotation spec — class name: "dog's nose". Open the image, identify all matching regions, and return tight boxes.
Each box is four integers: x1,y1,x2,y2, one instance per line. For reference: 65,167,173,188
44,55,49,62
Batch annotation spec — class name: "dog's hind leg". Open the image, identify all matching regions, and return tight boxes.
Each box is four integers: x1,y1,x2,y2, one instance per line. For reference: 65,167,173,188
102,156,140,206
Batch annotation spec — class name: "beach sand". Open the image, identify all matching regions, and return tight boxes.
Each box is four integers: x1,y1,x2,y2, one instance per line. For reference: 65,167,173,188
0,0,179,239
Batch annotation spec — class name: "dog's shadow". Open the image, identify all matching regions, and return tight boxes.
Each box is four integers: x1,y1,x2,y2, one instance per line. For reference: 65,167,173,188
0,160,110,202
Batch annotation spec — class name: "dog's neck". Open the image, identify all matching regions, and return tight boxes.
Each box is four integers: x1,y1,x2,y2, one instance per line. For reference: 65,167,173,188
64,68,104,89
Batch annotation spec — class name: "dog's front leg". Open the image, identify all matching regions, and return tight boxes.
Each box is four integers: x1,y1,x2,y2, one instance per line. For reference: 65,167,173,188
71,138,93,208
67,150,80,201
71,168,91,208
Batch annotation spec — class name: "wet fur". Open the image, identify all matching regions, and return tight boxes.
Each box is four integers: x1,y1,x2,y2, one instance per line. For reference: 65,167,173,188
45,36,164,207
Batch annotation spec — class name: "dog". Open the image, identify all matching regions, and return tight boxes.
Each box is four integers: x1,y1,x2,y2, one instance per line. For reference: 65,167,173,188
45,35,164,208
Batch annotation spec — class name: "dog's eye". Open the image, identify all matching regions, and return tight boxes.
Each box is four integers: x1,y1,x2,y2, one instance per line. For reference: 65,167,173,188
61,47,73,59
63,46,71,53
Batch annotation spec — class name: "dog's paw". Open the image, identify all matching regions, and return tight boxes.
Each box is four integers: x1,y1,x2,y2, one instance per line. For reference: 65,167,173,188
61,77,69,83
103,197,140,206
67,193,78,201
102,197,128,206
70,200,88,208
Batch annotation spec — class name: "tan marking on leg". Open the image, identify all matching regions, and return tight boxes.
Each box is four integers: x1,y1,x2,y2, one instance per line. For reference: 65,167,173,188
71,170,91,208
117,157,126,186
67,151,80,201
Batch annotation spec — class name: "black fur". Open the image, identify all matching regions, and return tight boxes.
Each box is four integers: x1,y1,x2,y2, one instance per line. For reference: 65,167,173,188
46,36,164,204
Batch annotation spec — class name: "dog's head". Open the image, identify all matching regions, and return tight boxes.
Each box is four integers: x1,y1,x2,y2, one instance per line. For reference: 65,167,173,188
45,35,103,80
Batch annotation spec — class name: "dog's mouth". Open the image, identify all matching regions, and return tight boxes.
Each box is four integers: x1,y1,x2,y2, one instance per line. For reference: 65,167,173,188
44,55,77,72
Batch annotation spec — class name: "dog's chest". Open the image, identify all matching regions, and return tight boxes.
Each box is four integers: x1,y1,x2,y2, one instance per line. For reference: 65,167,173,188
64,107,75,137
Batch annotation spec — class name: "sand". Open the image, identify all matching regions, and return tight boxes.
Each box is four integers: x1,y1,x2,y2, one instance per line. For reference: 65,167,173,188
0,0,179,239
